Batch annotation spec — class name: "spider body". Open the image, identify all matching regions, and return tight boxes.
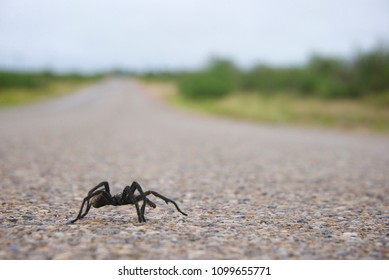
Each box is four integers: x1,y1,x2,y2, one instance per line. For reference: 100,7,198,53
68,181,187,224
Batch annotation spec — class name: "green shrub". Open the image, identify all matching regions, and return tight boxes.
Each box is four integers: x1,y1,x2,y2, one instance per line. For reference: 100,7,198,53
0,71,48,89
353,46,389,93
178,58,240,99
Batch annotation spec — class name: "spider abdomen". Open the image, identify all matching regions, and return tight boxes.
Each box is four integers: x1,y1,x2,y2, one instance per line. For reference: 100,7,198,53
91,194,110,208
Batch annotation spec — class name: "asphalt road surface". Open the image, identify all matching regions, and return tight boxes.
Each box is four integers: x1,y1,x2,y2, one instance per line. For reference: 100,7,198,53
0,78,388,259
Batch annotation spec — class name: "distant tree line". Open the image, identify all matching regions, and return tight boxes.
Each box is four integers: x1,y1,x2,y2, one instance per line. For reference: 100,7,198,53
143,46,389,100
0,71,102,90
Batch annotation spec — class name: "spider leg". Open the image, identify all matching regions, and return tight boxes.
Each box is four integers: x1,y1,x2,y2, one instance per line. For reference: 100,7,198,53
143,190,188,216
88,181,110,196
123,185,145,223
130,181,149,221
68,190,112,224
135,196,157,208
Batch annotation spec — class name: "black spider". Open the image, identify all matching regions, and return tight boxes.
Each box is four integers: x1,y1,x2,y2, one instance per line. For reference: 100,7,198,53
68,181,187,224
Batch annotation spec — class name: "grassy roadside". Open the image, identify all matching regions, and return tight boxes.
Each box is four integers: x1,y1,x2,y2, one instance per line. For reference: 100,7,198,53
143,81,389,133
0,72,102,108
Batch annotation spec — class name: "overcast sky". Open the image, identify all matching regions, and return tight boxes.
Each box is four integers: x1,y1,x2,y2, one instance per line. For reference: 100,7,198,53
1,0,389,72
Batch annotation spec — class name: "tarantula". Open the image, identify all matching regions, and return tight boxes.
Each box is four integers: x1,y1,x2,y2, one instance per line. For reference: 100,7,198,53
68,181,187,224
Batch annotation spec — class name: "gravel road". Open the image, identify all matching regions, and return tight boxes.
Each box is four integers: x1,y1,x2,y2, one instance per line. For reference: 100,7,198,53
0,78,388,259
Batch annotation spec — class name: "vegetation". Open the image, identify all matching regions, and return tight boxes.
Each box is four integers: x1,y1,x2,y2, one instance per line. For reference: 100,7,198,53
140,46,389,132
175,46,389,101
0,71,102,107
168,91,389,132
178,59,240,99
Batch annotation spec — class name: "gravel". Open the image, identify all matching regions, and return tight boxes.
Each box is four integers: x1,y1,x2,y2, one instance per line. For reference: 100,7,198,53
0,78,388,259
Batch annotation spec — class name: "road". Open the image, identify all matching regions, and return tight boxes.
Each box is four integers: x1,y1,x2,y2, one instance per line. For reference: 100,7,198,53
0,78,388,259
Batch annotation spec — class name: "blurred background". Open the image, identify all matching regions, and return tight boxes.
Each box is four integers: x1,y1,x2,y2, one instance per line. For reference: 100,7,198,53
1,0,389,131
1,0,389,261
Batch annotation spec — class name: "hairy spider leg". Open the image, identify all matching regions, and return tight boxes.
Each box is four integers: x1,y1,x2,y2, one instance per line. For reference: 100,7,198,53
122,184,145,223
69,190,113,223
135,195,157,208
130,181,150,221
88,181,110,196
142,190,188,216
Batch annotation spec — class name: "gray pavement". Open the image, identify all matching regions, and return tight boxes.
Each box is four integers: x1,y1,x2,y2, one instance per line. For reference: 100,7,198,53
0,78,388,259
